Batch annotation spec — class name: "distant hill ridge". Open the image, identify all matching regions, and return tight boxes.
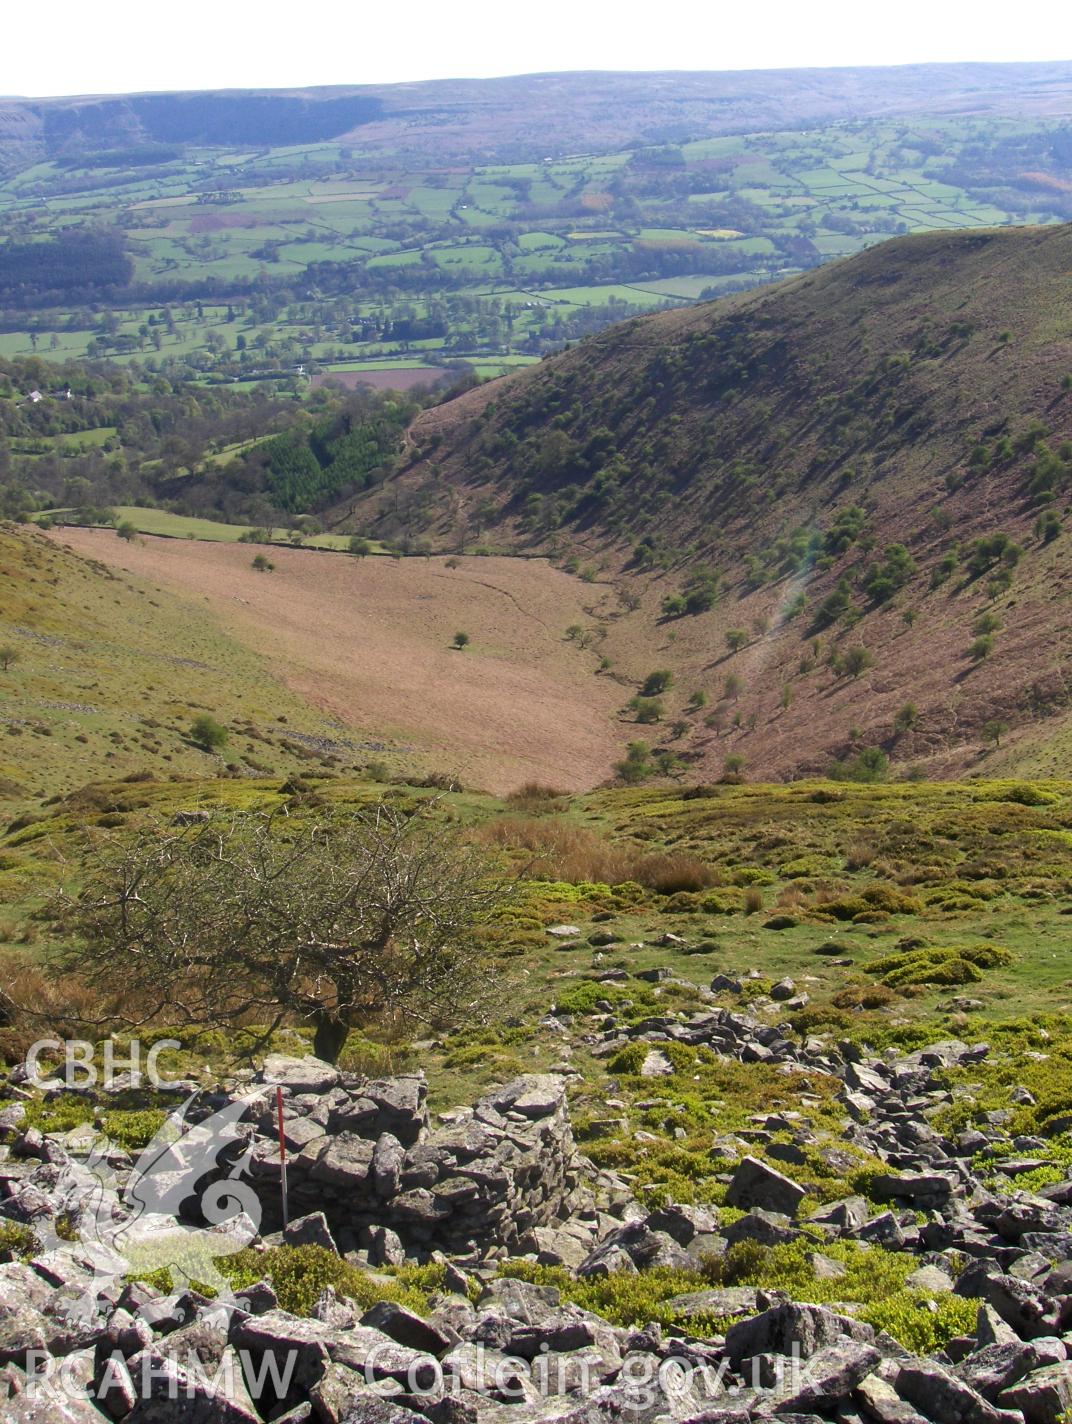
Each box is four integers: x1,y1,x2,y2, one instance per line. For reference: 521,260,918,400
5,62,1072,164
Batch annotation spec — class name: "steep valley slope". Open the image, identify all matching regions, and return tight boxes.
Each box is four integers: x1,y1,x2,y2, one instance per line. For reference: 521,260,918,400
337,224,1072,781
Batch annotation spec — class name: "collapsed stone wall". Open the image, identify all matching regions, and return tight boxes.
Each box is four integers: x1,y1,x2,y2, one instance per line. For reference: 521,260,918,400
10,1022,1072,1424
238,1059,586,1258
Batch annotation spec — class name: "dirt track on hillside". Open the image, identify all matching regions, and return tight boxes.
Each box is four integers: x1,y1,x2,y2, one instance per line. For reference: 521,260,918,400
52,531,625,794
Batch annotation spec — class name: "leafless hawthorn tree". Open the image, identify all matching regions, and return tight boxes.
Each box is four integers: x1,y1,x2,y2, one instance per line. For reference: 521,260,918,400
48,802,511,1063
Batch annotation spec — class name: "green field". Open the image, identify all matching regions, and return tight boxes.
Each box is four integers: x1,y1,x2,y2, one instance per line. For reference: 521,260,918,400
38,506,383,552
10,426,117,455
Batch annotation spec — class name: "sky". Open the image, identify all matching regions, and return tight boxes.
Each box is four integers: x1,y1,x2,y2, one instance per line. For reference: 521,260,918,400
1,0,1063,98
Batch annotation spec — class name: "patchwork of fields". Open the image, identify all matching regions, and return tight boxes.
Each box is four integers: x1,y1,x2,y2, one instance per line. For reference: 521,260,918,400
1,111,1067,386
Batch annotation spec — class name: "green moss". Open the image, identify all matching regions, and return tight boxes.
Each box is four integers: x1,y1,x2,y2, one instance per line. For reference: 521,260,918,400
23,1097,96,1134
731,868,776,886
499,1240,978,1349
883,954,982,988
866,942,1012,989
781,855,838,878
99,1108,168,1151
861,1294,978,1354
698,892,739,913
553,979,611,1015
606,1042,648,1074
0,1221,35,1262
978,783,1061,807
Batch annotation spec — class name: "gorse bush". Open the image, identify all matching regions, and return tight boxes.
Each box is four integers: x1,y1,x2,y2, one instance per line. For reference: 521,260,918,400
894,703,918,734
189,714,227,752
1035,510,1061,542
824,506,867,556
616,741,653,784
812,579,855,631
966,532,1021,577
973,611,1002,636
983,719,1009,747
862,544,916,603
931,550,959,587
640,669,674,696
627,696,665,724
664,573,719,617
843,646,874,678
828,747,888,783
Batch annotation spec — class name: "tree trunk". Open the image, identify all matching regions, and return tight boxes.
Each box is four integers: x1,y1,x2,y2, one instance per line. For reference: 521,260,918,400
312,1014,349,1065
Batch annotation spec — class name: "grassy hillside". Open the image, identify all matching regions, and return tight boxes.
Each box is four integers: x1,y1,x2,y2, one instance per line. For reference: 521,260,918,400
0,523,389,805
383,225,1072,550
347,225,1072,781
6,770,1072,1205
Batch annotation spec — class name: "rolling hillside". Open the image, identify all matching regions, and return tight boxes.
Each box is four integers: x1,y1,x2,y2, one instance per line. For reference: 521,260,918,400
3,66,1072,387
381,224,1072,551
0,524,389,804
344,225,1072,780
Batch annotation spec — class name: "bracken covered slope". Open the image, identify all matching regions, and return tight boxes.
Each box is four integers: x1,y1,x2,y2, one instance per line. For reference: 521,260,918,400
384,225,1072,553
352,226,1072,780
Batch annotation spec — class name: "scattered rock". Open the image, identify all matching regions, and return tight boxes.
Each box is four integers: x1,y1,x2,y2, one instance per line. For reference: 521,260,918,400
726,1156,807,1217
725,1302,875,1367
998,1360,1072,1423
284,1212,339,1254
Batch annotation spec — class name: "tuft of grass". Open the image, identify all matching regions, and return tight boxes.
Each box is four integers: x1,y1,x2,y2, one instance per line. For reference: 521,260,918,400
0,1221,36,1262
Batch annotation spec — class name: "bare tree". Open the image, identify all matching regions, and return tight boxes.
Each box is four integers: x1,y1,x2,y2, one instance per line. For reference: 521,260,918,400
48,803,511,1063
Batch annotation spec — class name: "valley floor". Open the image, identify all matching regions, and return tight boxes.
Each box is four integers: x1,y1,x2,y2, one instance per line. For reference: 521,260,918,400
50,530,626,794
